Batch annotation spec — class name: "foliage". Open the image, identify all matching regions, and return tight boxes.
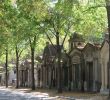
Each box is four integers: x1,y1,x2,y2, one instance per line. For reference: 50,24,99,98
0,0,108,63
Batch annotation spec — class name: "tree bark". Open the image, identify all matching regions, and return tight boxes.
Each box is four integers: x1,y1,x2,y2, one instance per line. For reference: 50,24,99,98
5,48,8,88
31,47,35,90
56,31,62,93
16,46,19,88
29,36,36,90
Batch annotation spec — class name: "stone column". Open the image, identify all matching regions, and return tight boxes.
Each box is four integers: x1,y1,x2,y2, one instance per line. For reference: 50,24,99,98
40,66,43,87
29,68,32,87
27,69,29,87
21,70,23,87
101,61,109,94
34,69,37,87
46,67,48,87
46,67,47,87
44,67,46,87
78,64,81,91
19,70,21,86
84,62,87,92
93,58,97,92
100,61,105,93
68,58,72,91
55,67,58,87
48,67,51,88
42,67,44,87
71,65,74,90
105,61,108,90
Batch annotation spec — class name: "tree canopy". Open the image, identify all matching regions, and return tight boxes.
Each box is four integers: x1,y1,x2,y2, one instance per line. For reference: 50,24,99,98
0,0,108,62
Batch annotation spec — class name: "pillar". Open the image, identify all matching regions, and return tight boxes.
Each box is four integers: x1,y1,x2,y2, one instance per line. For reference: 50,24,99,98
100,61,107,93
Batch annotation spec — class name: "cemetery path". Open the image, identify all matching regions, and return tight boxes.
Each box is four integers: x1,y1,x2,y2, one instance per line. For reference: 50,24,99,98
0,86,107,100
0,86,59,100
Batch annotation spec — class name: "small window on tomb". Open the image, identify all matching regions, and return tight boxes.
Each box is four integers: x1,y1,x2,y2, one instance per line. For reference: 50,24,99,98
78,42,81,46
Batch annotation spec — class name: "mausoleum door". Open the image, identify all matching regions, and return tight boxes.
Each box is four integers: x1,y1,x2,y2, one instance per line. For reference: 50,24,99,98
74,64,80,90
25,69,28,87
75,64,80,81
63,66,68,87
87,62,93,91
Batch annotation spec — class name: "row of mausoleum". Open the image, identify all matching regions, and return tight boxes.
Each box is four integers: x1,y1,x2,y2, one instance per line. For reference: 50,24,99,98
36,32,109,93
1,32,109,94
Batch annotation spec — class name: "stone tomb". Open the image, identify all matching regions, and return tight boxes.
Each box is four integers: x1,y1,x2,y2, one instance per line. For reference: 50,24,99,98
100,40,109,94
83,43,101,92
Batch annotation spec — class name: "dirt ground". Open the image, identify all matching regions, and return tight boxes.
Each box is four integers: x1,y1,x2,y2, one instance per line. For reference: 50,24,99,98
8,86,109,100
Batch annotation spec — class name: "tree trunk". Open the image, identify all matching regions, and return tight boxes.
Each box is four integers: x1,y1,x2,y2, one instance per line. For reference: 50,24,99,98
56,31,62,93
106,1,110,98
31,47,35,90
16,46,19,88
5,48,8,88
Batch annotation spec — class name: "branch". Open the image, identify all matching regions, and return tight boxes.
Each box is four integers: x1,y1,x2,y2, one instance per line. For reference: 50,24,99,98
29,37,32,48
45,32,57,51
18,49,24,58
61,21,73,46
39,24,56,51
51,21,57,34
29,37,35,50
83,5,105,13
61,32,68,46
48,29,56,37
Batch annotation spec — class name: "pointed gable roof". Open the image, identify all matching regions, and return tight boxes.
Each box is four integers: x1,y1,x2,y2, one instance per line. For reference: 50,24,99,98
83,43,94,51
100,40,109,50
69,48,82,57
43,44,63,58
